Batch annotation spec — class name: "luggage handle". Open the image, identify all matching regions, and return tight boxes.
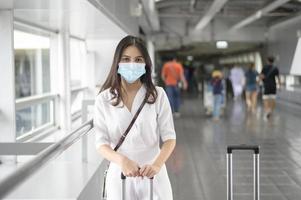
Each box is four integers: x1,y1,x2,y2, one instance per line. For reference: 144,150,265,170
121,173,154,180
121,173,154,200
227,145,259,154
227,145,260,200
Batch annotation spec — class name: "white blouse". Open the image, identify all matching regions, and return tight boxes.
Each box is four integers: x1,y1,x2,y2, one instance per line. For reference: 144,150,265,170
94,85,176,164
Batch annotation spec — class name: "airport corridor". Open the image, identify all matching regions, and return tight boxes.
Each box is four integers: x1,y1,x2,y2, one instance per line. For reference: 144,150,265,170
2,0,301,199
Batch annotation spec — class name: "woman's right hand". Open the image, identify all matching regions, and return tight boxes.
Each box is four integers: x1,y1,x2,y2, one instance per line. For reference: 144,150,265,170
120,156,140,177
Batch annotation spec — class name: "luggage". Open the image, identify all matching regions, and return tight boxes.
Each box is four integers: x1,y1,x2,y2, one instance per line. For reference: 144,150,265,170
121,173,154,200
227,145,260,200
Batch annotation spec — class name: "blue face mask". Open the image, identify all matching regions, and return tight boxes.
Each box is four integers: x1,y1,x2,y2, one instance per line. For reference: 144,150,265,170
118,63,146,84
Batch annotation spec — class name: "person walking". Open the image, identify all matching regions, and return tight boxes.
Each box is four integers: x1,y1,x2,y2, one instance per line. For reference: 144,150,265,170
260,56,281,119
245,63,259,113
161,56,188,117
230,66,245,100
211,70,223,121
94,35,176,200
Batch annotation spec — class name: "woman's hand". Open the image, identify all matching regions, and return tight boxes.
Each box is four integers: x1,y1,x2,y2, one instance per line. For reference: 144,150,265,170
139,164,161,178
121,157,140,177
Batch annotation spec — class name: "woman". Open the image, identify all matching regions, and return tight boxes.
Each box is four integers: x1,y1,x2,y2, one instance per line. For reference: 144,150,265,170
94,35,176,200
245,63,259,113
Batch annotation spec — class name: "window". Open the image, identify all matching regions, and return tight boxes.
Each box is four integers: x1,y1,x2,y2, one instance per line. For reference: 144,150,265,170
16,101,53,138
14,30,52,138
291,38,301,76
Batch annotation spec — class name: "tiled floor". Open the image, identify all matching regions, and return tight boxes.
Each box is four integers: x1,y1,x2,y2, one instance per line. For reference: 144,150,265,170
167,97,301,200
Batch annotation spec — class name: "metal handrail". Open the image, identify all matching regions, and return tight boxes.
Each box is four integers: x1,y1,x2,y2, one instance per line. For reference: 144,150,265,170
71,86,88,93
0,119,94,199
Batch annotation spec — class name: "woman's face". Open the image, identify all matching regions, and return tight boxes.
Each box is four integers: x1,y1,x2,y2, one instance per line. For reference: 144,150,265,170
120,45,145,64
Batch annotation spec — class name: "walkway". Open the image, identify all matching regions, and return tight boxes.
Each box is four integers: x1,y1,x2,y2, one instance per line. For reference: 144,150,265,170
167,97,301,200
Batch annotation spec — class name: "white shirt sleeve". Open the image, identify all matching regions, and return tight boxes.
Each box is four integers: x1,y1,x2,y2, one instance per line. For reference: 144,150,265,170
157,87,176,142
94,95,111,149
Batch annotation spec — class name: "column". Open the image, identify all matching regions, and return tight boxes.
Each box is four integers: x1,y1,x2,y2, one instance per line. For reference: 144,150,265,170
0,9,16,163
51,32,72,133
147,37,156,83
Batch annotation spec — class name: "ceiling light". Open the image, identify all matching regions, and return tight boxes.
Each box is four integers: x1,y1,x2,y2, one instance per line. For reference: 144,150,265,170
216,41,228,49
187,56,194,61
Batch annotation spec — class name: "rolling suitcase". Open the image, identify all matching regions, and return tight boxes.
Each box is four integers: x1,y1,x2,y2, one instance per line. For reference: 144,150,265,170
227,145,260,200
121,173,154,200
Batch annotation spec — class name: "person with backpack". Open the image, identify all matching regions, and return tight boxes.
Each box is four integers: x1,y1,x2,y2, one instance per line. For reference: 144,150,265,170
260,56,281,119
161,56,188,118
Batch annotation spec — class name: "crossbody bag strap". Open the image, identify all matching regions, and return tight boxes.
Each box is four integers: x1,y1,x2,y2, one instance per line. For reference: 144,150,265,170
266,66,276,78
113,96,148,151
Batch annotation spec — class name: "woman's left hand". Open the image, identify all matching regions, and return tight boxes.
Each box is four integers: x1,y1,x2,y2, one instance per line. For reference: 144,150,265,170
139,164,161,178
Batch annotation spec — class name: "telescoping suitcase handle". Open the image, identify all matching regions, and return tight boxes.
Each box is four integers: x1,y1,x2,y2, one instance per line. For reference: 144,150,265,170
227,145,260,200
121,173,154,200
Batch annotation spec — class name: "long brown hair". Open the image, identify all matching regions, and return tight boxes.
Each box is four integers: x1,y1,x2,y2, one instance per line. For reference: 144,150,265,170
100,35,157,106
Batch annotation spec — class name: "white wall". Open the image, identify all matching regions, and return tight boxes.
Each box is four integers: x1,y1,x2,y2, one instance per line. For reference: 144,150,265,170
268,15,301,74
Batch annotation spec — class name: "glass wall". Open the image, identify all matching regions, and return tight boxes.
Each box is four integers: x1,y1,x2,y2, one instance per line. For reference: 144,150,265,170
290,38,301,76
15,49,50,98
284,75,301,90
14,30,52,138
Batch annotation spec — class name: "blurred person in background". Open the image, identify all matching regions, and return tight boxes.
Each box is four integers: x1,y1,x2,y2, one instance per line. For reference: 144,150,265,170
245,63,259,113
211,70,223,121
230,66,245,100
260,56,281,119
161,56,188,118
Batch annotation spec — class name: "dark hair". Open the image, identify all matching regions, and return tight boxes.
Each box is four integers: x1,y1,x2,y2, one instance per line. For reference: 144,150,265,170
267,56,275,64
170,54,177,61
100,35,157,106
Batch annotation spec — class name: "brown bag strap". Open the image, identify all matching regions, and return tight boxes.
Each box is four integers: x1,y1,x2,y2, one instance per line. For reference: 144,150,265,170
113,96,148,151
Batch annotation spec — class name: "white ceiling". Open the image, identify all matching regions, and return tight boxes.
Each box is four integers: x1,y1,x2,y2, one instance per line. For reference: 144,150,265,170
152,0,301,55
1,0,126,40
